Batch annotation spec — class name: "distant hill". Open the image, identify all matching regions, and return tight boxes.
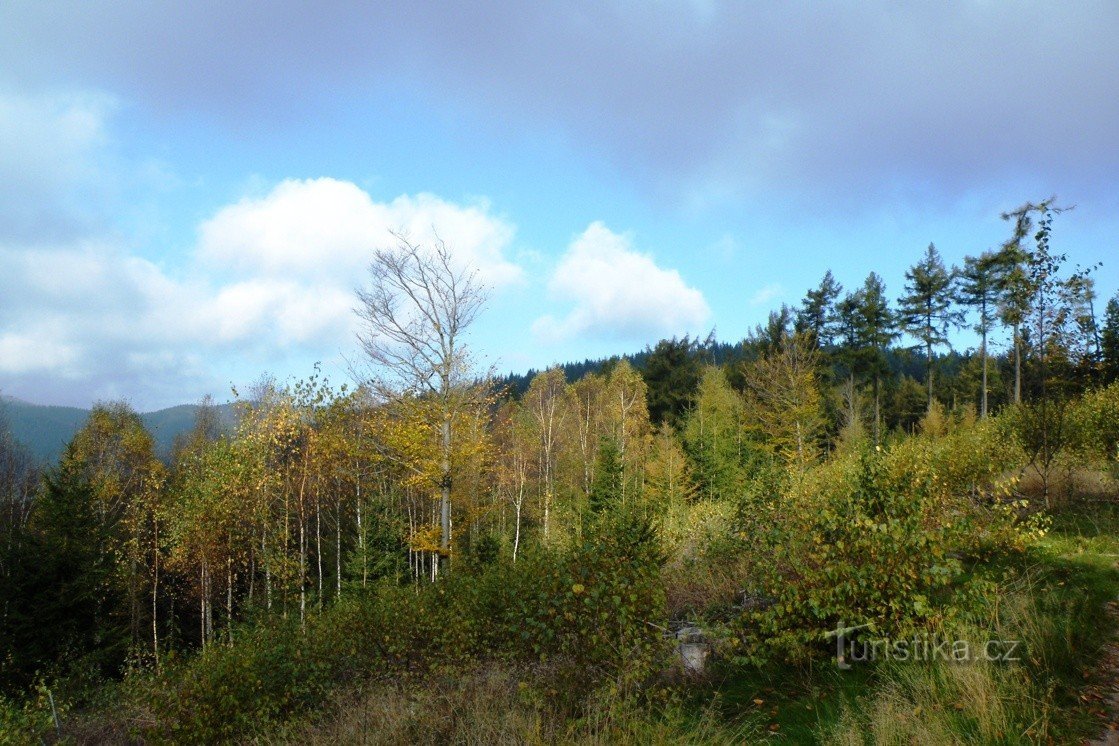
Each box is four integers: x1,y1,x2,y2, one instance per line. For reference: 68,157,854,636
0,396,237,466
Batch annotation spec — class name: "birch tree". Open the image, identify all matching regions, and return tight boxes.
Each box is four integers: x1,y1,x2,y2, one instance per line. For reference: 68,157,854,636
355,232,488,570
522,368,568,541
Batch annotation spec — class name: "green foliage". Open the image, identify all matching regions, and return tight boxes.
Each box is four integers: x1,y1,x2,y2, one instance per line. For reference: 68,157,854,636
0,467,126,692
1006,399,1074,506
743,448,965,659
1070,382,1119,465
796,269,843,347
1103,295,1119,383
588,436,623,514
640,335,703,429
127,513,667,740
824,501,1119,745
512,510,667,690
737,426,1034,662
897,243,962,401
683,367,750,502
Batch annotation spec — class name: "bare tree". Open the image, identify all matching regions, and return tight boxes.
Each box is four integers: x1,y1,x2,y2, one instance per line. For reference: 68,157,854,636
354,232,487,569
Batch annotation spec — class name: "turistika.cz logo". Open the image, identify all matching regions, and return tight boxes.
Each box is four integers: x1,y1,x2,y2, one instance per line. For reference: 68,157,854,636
829,622,1022,670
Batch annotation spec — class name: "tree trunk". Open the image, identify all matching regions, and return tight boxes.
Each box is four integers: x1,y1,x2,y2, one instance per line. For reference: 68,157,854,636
200,562,206,650
151,514,159,669
335,498,342,600
263,524,271,612
440,417,451,572
315,492,323,608
542,489,550,543
926,339,933,406
980,328,989,418
1014,323,1022,404
226,555,234,646
299,472,307,628
513,486,523,564
873,374,881,444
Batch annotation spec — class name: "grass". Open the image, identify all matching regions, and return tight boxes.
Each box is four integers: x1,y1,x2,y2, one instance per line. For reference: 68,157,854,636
268,665,759,745
817,497,1119,745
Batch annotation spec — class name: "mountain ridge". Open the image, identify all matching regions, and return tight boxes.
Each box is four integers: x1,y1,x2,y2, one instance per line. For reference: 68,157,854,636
0,396,237,466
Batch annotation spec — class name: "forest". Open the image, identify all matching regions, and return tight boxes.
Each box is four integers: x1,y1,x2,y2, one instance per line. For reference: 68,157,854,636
2,199,1119,743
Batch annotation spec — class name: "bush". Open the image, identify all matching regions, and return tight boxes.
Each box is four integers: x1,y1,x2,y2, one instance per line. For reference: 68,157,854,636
736,435,1038,663
1072,383,1119,465
510,509,668,693
741,448,967,659
133,518,668,740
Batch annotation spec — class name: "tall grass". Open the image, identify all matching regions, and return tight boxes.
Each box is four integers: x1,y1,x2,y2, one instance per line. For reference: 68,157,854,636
822,506,1119,745
272,665,755,746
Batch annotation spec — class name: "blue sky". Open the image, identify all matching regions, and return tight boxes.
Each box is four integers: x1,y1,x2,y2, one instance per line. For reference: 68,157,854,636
1,2,1117,410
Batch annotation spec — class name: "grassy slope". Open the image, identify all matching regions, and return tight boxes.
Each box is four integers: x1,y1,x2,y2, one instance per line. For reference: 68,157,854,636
271,500,1119,744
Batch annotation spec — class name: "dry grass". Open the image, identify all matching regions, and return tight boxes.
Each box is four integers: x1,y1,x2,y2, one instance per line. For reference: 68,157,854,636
823,653,1049,744
1017,461,1119,506
270,664,753,746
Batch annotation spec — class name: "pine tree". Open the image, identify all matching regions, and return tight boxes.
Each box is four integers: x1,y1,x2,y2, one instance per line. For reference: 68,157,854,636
641,336,702,428
957,250,1012,417
796,269,843,347
741,333,823,467
898,243,961,405
2,467,125,686
1102,294,1119,384
855,273,898,443
834,291,863,386
683,367,747,502
1064,272,1102,387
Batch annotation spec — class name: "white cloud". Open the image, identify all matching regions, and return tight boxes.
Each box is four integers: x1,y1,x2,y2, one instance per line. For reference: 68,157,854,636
532,222,710,343
748,283,784,307
198,178,522,288
0,333,79,376
0,180,524,407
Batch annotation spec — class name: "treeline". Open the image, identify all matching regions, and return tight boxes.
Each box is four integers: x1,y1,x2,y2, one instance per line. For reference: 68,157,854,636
0,198,1116,698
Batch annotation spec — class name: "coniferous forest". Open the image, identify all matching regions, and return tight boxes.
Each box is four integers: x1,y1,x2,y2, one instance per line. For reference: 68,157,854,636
2,200,1119,742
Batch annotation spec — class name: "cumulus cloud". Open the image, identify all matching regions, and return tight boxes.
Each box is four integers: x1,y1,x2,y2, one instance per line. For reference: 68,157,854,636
198,178,521,288
532,222,709,343
0,180,523,407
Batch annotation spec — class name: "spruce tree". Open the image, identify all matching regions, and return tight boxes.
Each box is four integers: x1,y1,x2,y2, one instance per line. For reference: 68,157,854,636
641,336,702,429
898,243,962,405
588,436,623,514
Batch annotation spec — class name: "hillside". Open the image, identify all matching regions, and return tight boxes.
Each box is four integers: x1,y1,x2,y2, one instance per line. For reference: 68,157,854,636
0,396,236,465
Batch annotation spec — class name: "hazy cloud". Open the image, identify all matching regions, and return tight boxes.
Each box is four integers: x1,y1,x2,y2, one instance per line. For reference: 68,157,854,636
2,2,1115,204
748,284,784,307
0,90,116,241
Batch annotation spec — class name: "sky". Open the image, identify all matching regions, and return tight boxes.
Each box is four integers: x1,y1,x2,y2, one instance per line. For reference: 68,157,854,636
1,1,1117,411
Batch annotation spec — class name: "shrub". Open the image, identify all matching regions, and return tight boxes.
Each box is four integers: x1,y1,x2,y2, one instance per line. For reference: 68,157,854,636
740,448,969,660
1072,383,1119,465
735,434,1038,663
510,509,668,693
